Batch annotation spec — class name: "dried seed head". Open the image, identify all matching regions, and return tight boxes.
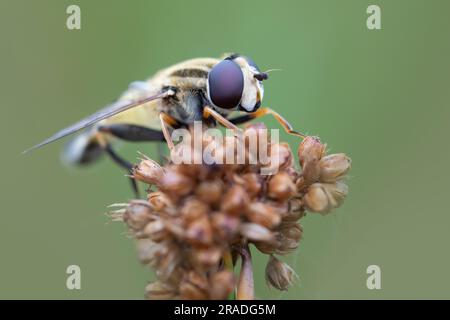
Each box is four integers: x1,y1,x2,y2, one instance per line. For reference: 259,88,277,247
180,198,210,223
266,200,290,216
301,160,321,185
162,217,185,238
244,202,281,229
244,123,270,164
285,166,299,181
145,281,177,300
244,122,270,148
114,128,351,298
324,181,348,208
220,185,249,216
160,168,194,196
185,214,213,245
179,271,209,300
143,219,167,241
123,202,154,230
132,159,164,185
319,154,351,183
303,183,328,213
209,270,235,300
287,198,305,218
195,180,223,204
265,255,297,291
281,210,305,222
211,212,240,242
190,246,222,269
268,172,296,202
303,182,348,214
288,198,302,211
276,222,303,254
235,173,263,198
255,222,303,255
240,222,275,242
254,240,278,255
147,192,173,212
298,136,325,166
263,142,293,173
139,241,181,280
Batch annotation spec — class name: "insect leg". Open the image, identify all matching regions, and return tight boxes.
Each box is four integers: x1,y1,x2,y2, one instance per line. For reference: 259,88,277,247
97,124,166,142
203,106,243,132
229,107,306,138
104,144,140,198
98,124,177,163
159,113,180,150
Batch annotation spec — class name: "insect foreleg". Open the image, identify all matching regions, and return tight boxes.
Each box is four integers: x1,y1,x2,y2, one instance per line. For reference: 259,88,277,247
203,106,242,132
229,107,307,138
159,113,181,150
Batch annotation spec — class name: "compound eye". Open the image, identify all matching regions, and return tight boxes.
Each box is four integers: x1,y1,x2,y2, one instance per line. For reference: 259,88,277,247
208,60,244,109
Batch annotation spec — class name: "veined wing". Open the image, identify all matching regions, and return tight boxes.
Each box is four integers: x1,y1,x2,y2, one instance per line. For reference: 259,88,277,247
99,93,162,130
23,91,170,154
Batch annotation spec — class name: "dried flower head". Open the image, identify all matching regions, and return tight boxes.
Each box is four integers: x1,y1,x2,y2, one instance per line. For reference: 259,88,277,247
265,255,297,291
111,124,351,299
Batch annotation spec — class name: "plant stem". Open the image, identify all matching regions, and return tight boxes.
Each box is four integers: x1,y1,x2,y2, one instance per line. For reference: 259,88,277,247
236,244,254,300
223,249,236,300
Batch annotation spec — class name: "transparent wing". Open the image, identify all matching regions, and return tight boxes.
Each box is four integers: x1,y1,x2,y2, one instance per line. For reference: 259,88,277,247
23,91,169,154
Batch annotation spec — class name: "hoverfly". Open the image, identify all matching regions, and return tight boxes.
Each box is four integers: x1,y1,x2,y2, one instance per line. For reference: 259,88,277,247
24,54,305,196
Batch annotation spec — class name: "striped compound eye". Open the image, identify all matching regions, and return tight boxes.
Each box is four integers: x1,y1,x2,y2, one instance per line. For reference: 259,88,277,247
207,60,244,109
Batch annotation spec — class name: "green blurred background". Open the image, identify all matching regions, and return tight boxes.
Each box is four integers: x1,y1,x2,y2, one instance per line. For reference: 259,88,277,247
1,0,449,299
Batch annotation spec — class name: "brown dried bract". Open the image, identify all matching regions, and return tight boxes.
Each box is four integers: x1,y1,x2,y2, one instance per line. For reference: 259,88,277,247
113,124,351,299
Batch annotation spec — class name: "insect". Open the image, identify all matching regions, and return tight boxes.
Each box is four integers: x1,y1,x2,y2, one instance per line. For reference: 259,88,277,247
24,54,305,196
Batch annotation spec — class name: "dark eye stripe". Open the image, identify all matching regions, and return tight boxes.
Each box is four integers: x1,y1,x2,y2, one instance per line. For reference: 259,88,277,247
208,60,244,109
